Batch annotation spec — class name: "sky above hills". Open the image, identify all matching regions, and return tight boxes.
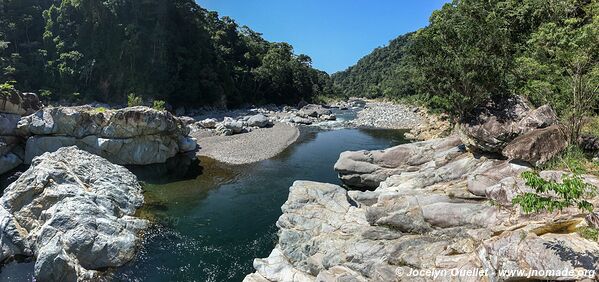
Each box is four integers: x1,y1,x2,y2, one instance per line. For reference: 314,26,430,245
198,0,449,74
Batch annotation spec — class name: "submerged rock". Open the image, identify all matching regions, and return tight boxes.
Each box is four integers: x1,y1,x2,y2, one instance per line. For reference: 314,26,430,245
0,147,147,281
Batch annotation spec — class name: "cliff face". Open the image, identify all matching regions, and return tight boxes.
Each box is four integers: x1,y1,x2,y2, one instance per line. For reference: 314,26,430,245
245,135,599,281
16,106,197,165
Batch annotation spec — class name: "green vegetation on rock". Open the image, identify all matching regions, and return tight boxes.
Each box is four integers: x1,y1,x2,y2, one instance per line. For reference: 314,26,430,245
512,171,596,214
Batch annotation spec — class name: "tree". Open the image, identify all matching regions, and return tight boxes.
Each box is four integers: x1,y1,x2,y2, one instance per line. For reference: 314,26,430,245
516,2,599,142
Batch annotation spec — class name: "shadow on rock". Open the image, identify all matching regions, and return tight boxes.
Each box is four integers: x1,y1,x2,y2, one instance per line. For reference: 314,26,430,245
126,153,203,185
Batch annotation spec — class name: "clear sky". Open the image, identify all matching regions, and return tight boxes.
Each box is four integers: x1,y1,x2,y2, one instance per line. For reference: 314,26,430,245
197,0,449,74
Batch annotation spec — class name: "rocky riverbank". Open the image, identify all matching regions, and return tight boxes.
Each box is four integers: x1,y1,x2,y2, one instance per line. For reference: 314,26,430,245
245,135,599,282
245,97,599,281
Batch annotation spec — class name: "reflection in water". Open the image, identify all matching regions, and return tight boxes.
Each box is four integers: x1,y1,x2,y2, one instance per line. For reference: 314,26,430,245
0,127,410,282
115,128,409,282
126,153,203,185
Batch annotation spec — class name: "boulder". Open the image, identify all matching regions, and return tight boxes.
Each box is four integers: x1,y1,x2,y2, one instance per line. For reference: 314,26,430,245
298,104,331,118
502,125,568,166
459,96,557,153
178,136,198,152
0,88,42,116
198,118,218,129
247,114,271,128
0,147,147,280
579,134,599,156
219,117,244,134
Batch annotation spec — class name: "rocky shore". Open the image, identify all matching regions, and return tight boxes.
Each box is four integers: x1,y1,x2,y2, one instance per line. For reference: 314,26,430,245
245,97,599,281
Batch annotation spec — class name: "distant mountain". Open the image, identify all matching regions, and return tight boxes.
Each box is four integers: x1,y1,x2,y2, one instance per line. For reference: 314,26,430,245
331,33,412,99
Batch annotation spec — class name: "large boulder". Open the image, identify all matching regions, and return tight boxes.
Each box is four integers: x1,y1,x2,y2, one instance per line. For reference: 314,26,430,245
298,104,332,118
247,114,271,128
0,147,147,281
459,96,557,153
0,87,42,116
16,106,196,165
502,125,568,167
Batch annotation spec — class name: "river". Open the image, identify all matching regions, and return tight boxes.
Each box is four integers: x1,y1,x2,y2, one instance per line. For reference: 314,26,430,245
0,125,409,282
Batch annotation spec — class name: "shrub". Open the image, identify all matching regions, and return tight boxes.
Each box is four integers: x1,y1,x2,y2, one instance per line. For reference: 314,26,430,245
127,93,143,107
543,145,599,177
512,171,596,214
152,100,166,111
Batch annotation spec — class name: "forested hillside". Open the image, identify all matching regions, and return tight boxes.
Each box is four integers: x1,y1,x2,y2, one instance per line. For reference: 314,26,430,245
334,0,598,139
331,34,411,98
0,0,334,107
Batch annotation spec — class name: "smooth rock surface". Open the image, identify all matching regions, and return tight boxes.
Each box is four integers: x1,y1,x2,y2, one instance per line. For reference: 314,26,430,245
0,147,147,280
334,135,463,189
24,134,180,165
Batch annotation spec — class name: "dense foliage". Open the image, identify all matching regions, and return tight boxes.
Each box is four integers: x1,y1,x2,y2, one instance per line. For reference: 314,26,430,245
330,34,413,99
0,0,333,107
333,0,598,126
513,171,596,214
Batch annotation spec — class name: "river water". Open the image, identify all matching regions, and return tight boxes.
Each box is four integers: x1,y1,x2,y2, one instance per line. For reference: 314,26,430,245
0,119,409,281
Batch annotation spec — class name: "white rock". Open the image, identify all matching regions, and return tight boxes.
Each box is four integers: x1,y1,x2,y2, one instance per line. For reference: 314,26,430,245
0,147,147,280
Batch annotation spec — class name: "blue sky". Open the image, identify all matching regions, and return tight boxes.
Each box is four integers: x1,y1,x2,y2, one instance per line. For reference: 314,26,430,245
197,0,449,74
